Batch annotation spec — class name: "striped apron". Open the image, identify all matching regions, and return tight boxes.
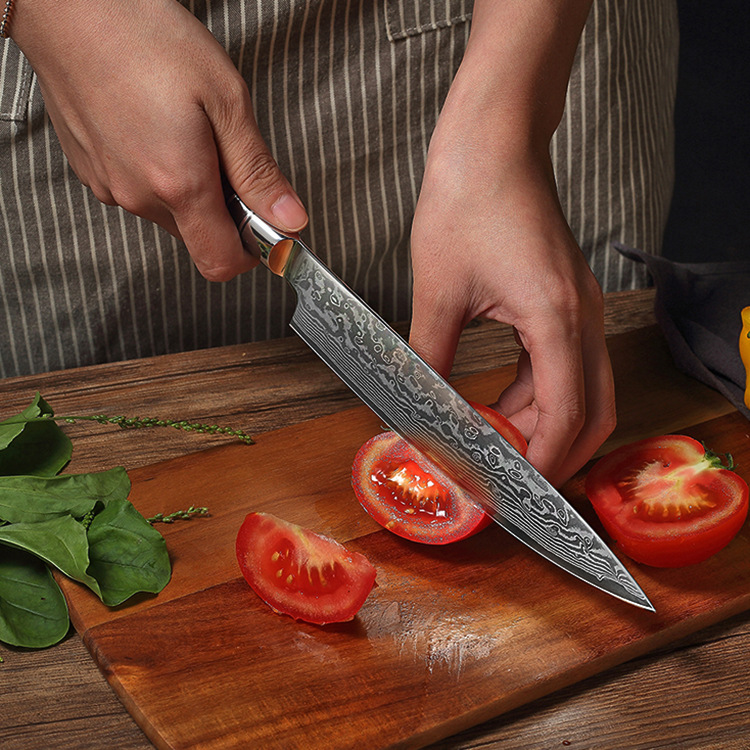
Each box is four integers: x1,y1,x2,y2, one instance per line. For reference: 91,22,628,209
0,0,678,377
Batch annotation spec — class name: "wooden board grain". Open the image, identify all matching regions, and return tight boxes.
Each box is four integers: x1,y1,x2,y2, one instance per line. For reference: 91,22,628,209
59,328,750,750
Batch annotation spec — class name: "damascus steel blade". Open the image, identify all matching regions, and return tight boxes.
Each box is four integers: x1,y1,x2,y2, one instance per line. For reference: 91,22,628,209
224,190,653,611
283,245,653,611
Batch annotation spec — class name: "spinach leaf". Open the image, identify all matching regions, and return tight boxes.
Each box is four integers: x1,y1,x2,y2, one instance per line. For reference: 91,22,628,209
0,393,72,477
87,497,171,606
0,393,225,650
0,517,102,597
0,546,70,648
0,467,130,524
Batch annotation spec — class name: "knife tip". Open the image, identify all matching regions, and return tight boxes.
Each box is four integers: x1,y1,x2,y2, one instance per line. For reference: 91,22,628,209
621,588,655,612
635,597,656,613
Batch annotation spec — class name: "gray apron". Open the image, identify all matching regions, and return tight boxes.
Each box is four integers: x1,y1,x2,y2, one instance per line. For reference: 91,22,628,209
0,0,678,377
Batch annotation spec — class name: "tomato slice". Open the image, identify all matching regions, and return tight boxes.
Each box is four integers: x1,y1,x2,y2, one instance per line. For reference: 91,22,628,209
351,401,528,545
585,435,749,567
236,512,377,624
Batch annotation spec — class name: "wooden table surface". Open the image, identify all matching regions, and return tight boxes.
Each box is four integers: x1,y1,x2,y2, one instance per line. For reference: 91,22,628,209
2,288,750,750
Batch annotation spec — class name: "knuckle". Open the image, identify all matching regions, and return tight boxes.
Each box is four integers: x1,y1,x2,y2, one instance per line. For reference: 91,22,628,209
233,148,283,195
545,391,587,438
212,69,251,120
565,402,587,435
542,279,586,324
108,168,197,217
149,170,195,210
93,187,117,207
108,183,145,215
84,177,116,206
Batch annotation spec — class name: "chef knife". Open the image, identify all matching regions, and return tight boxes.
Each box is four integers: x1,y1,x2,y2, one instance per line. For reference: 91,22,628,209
225,190,654,612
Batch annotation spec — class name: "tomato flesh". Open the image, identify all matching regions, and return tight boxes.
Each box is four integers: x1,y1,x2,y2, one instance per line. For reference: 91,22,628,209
381,459,447,519
352,402,527,545
586,435,749,567
236,512,376,624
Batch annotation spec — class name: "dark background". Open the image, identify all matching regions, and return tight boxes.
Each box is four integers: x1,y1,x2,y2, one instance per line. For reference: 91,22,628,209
662,1,750,263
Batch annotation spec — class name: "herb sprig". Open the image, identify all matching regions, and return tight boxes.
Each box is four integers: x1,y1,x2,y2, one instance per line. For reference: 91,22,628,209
58,414,254,443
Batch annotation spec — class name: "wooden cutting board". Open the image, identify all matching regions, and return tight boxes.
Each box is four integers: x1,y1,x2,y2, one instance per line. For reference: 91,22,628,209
59,327,750,750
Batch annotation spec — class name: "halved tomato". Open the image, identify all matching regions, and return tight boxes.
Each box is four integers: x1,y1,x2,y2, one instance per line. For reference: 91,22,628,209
236,512,376,624
351,401,528,545
585,435,749,567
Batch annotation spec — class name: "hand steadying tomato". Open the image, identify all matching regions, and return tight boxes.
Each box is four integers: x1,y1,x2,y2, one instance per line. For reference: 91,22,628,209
351,401,527,545
236,512,376,624
586,435,749,568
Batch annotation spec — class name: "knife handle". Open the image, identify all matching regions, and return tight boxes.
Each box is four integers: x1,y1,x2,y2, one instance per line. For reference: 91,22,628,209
223,183,297,276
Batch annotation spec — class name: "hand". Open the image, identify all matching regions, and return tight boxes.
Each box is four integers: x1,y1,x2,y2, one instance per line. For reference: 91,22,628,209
409,135,616,487
408,0,609,486
12,0,307,281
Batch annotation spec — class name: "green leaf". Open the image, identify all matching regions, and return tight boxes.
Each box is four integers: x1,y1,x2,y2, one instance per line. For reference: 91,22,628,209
86,498,171,606
0,467,130,524
0,545,70,648
0,393,72,477
0,393,50,450
0,516,102,597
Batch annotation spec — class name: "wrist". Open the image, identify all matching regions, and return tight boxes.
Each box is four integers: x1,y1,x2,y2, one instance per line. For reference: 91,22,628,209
442,0,592,151
427,79,556,189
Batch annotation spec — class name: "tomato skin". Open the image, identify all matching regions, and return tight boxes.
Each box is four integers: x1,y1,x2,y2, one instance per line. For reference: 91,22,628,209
585,435,749,568
236,512,376,624
351,402,527,545
469,401,527,454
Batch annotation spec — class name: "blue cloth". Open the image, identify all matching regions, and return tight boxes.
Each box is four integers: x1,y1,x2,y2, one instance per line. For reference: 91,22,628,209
616,244,750,420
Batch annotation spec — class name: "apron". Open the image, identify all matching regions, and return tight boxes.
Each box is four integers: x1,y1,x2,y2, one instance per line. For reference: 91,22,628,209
0,0,678,377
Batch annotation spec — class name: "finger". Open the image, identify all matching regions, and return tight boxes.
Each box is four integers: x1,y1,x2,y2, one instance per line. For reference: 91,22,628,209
133,157,262,281
492,351,541,441
493,347,534,416
170,169,260,281
408,279,466,379
519,318,588,485
550,322,616,484
106,144,256,281
208,74,308,233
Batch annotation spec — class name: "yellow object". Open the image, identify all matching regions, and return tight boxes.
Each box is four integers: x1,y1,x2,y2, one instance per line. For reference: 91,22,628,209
741,306,750,409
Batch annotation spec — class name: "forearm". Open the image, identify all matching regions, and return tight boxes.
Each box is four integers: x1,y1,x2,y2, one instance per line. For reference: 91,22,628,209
441,0,592,156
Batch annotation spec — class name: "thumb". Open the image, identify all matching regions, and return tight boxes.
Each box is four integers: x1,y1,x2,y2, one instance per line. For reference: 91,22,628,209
210,84,308,233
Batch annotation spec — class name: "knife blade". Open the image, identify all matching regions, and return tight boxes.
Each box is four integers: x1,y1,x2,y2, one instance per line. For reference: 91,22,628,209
225,190,654,612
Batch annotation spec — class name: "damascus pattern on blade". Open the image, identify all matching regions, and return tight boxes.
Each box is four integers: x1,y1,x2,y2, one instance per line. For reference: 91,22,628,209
285,247,645,603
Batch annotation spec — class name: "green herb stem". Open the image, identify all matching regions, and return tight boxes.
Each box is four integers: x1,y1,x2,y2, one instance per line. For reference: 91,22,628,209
147,506,210,525
56,414,254,444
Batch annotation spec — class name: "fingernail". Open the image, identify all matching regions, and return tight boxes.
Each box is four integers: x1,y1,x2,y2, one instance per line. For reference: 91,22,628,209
271,192,307,230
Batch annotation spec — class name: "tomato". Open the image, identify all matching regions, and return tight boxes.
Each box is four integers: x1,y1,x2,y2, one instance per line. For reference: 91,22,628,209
585,435,749,568
235,512,376,624
351,402,528,545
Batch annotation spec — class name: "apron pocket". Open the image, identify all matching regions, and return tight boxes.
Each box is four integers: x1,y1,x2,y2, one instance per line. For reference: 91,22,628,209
385,0,472,42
